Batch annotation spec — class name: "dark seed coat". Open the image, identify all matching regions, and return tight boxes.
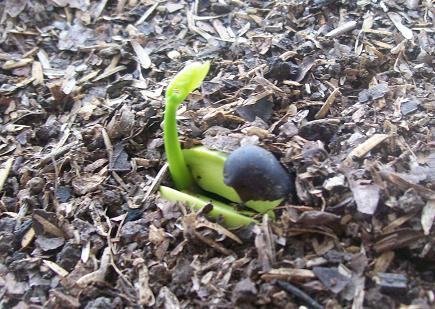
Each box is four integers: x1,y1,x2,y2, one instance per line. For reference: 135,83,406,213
223,145,293,202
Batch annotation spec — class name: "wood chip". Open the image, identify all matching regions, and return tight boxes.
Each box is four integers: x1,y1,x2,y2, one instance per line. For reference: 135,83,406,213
212,19,233,41
32,61,44,85
92,65,126,82
0,157,14,192
21,227,36,248
136,263,155,306
37,49,51,69
197,220,242,244
81,241,91,263
315,87,341,119
346,134,389,161
93,54,126,82
325,20,358,38
187,9,212,41
262,268,316,282
388,12,413,40
77,247,111,286
142,163,168,205
33,210,64,238
379,169,435,200
373,229,423,253
373,251,395,274
2,58,33,70
282,80,302,87
131,40,152,69
43,260,69,277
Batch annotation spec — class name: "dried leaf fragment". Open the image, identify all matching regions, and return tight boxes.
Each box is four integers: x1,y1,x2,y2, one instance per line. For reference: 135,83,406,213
421,199,435,235
72,174,104,195
350,182,380,215
313,266,351,294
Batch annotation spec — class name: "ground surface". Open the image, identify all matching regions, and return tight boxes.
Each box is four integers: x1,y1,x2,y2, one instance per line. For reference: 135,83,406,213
0,0,434,308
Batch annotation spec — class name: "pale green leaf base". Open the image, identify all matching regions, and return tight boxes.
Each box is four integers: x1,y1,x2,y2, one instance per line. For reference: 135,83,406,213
183,146,241,202
159,186,256,228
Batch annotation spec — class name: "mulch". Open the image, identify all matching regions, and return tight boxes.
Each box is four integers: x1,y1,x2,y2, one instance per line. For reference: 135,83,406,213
0,0,434,308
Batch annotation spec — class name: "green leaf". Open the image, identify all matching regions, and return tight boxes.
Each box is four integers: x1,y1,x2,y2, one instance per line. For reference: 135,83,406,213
166,61,210,104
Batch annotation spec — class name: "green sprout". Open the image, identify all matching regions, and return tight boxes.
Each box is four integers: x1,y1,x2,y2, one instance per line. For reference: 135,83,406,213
160,61,292,227
161,61,255,227
164,61,210,190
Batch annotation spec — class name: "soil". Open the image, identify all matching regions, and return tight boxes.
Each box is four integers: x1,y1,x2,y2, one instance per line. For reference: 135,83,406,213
0,1,434,308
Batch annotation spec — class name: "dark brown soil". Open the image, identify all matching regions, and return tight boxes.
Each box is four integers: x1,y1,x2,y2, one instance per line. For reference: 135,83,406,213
0,1,434,308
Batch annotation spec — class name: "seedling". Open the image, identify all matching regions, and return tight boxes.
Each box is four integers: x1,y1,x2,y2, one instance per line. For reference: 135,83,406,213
159,61,292,227
160,61,254,227
163,61,210,190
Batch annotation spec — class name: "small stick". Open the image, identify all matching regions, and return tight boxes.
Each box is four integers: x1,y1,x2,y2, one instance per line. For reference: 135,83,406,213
346,134,389,162
274,280,324,309
141,163,169,204
101,128,113,160
135,2,159,26
39,142,79,166
325,20,358,38
315,87,341,119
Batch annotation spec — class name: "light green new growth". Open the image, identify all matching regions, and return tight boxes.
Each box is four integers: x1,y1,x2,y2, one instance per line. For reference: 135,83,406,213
162,61,253,226
159,186,256,228
161,61,281,227
164,61,210,190
183,146,241,202
183,146,284,213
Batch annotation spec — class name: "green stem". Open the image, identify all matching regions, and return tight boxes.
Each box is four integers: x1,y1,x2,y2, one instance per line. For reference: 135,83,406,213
164,95,194,190
159,186,256,228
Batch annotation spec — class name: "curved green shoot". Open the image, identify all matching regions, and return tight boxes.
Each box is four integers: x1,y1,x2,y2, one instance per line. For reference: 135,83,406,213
164,61,210,190
159,186,256,228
